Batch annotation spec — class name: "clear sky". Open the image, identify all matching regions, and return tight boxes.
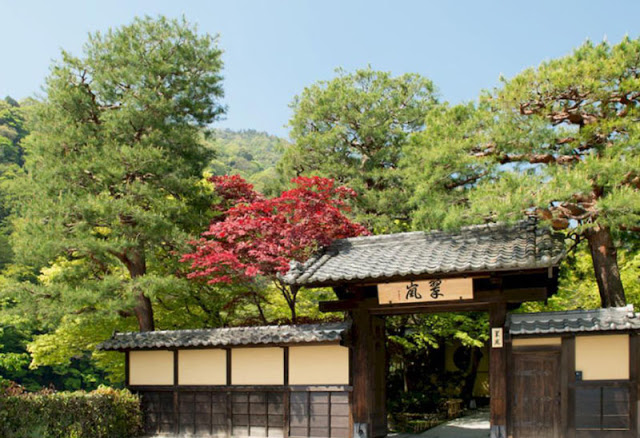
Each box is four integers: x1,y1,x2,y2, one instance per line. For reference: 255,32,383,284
1,0,638,137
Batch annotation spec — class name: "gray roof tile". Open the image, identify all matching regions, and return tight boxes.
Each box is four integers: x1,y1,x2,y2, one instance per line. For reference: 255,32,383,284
508,306,640,336
284,219,565,287
98,322,349,351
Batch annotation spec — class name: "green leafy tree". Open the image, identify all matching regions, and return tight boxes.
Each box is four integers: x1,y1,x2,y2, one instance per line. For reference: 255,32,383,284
407,38,640,307
523,243,640,312
7,16,225,337
386,312,488,413
470,38,640,307
283,67,438,232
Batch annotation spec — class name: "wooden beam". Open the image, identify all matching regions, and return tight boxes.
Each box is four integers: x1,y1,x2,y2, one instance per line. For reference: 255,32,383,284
225,348,232,438
283,389,290,438
173,349,179,435
124,351,130,387
369,301,490,316
350,305,387,438
489,302,507,438
332,286,350,300
283,347,289,386
564,337,576,438
630,334,638,438
226,348,232,386
351,307,371,435
560,337,570,437
475,287,549,303
320,298,370,312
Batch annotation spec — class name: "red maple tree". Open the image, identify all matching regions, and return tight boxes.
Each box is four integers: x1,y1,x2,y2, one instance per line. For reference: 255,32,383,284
182,175,368,322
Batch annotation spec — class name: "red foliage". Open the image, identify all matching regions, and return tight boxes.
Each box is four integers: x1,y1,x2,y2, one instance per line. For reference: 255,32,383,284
182,176,369,284
208,175,262,214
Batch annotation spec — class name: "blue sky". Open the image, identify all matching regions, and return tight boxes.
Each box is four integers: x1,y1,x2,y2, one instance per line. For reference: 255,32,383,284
1,1,638,137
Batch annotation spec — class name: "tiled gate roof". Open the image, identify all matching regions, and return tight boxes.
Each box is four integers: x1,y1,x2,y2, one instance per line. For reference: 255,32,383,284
283,219,565,287
508,306,640,336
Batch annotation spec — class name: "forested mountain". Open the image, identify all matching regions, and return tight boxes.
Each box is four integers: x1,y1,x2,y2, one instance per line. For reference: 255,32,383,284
206,129,288,194
0,97,32,268
0,97,28,169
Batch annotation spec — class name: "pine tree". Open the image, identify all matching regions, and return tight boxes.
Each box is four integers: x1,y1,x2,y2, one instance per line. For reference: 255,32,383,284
283,67,437,232
8,16,225,331
408,38,640,307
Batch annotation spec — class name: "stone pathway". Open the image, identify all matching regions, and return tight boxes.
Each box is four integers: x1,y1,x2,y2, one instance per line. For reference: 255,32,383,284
389,409,490,438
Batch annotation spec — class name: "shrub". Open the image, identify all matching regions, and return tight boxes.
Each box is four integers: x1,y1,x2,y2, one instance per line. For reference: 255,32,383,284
0,385,142,438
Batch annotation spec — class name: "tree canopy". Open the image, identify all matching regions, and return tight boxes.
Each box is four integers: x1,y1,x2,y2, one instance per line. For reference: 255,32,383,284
183,175,368,322
407,38,640,307
5,15,226,354
283,67,438,232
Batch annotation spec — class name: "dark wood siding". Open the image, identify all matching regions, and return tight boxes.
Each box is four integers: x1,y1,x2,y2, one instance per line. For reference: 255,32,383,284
574,383,633,438
231,391,285,437
140,390,175,435
178,391,228,436
289,391,350,438
134,387,351,438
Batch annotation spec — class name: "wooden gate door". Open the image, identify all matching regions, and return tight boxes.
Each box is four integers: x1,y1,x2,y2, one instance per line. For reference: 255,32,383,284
511,350,561,438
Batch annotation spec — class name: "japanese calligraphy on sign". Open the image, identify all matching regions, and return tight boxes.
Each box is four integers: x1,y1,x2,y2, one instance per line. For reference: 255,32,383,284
429,279,443,299
491,327,504,348
378,278,473,304
405,281,422,299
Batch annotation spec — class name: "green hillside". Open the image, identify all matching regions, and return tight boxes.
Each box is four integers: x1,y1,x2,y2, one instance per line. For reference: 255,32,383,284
206,128,289,194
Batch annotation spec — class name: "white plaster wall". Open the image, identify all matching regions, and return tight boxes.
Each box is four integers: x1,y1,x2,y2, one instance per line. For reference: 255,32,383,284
129,350,174,385
289,345,349,385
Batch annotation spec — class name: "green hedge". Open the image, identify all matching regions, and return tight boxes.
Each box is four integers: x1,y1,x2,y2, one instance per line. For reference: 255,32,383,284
0,386,143,438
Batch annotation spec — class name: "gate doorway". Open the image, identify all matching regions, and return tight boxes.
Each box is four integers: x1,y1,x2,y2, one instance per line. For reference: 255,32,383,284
511,349,561,438
283,220,565,438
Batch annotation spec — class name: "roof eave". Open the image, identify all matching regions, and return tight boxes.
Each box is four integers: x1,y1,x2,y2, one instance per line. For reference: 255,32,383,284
98,338,344,352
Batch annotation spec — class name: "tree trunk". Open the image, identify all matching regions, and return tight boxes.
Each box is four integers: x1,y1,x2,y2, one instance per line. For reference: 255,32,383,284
252,292,268,325
135,291,155,332
122,247,155,332
289,297,297,324
285,283,298,324
585,224,626,308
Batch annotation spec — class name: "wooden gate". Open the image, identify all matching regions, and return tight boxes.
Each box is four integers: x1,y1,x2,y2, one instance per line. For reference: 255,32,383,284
510,350,561,438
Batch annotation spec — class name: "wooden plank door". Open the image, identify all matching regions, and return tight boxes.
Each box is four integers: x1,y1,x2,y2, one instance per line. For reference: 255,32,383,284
511,350,561,438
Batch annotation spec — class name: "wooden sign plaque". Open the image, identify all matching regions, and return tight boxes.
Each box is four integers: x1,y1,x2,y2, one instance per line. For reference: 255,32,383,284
491,327,504,348
377,277,473,305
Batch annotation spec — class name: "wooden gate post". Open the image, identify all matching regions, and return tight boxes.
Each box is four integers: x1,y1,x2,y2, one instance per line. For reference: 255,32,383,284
489,302,507,438
350,301,386,438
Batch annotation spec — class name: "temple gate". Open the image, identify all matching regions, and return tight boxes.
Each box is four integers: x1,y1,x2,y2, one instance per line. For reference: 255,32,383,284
283,219,565,438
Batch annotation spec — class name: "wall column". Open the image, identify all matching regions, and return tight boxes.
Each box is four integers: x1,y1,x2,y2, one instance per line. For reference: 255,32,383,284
350,303,386,438
489,302,507,438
